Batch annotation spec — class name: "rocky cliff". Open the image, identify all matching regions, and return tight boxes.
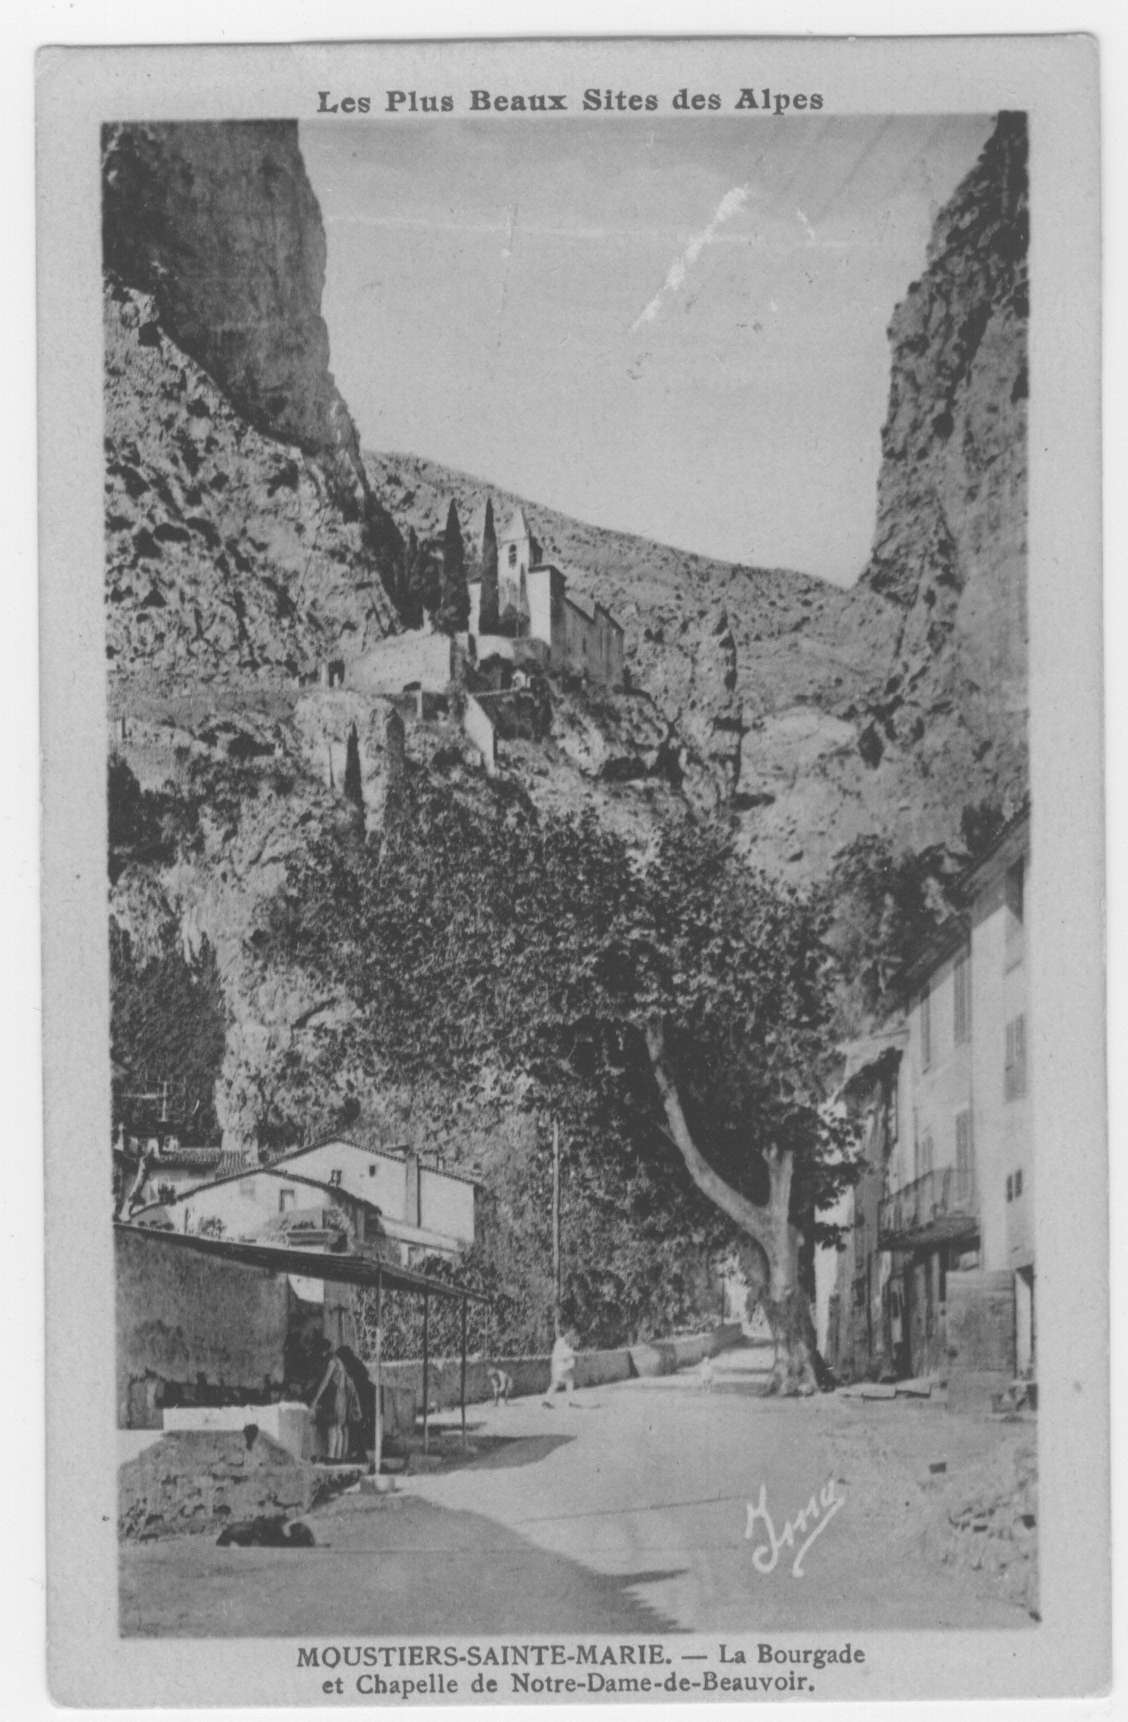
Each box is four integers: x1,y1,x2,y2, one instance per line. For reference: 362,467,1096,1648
846,111,1028,819
103,121,402,679
105,112,1030,1168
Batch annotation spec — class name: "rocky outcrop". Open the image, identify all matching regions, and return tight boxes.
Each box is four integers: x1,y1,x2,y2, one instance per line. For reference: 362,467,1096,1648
849,111,1028,815
105,284,399,678
102,120,403,655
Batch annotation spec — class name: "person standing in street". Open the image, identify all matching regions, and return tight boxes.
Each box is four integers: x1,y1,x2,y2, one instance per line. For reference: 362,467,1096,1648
542,1328,579,1408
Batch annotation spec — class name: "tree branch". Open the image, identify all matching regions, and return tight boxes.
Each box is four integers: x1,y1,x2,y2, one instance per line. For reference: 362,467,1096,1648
644,1019,775,1260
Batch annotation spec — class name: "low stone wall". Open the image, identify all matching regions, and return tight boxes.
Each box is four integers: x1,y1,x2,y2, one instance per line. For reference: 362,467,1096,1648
118,1429,318,1542
376,1324,742,1411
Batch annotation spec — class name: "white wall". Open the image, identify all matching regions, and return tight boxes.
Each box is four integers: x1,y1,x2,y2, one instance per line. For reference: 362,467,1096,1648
462,695,496,774
893,945,973,1193
278,1142,408,1217
350,632,453,695
525,567,556,649
971,848,1032,1272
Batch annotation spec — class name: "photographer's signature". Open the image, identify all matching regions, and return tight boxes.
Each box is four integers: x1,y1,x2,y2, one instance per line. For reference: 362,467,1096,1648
744,1475,845,1577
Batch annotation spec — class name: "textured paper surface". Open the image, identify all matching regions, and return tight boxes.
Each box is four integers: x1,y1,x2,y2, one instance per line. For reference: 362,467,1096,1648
38,34,1105,1707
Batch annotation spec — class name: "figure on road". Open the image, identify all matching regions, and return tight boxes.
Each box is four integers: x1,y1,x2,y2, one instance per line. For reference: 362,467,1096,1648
543,1328,579,1408
310,1342,363,1460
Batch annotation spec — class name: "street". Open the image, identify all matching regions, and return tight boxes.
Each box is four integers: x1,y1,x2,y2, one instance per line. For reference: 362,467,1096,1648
120,1349,1033,1638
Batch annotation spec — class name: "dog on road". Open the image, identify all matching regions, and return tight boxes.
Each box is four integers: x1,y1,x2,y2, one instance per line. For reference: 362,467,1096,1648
486,1364,513,1406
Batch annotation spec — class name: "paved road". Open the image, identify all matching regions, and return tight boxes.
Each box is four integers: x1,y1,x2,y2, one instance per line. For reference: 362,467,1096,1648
120,1359,1030,1637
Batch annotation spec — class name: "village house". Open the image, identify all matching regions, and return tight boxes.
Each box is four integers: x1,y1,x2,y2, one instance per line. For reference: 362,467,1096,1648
113,1124,248,1214
134,1136,478,1267
823,809,1033,1408
823,1027,906,1384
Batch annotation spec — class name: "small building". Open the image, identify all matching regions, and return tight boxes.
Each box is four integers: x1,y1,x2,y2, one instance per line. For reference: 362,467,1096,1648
823,1028,906,1383
469,507,624,687
823,809,1033,1405
115,1132,247,1212
135,1136,478,1267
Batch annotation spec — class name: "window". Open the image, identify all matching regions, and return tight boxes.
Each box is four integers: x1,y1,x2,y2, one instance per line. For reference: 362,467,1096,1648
955,1109,974,1203
328,1168,342,1188
953,951,972,1043
368,1163,378,1177
920,986,933,1069
917,1130,934,1179
278,1188,295,1213
1006,1174,1014,1202
1014,1167,1023,1198
1005,1014,1028,1100
508,544,517,567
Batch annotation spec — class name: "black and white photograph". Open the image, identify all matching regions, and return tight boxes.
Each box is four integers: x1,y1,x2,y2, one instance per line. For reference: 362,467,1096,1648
37,32,1107,1708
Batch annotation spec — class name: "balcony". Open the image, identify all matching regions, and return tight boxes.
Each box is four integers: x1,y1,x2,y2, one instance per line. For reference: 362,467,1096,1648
879,1166,978,1250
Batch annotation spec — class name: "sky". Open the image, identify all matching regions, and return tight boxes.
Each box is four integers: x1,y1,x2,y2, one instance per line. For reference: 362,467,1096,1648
301,115,993,586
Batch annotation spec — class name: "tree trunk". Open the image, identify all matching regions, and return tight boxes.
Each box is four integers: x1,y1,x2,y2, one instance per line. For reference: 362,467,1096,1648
761,1151,817,1395
645,1021,818,1394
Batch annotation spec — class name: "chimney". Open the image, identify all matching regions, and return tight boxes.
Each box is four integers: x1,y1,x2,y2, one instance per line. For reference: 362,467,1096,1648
403,1149,421,1229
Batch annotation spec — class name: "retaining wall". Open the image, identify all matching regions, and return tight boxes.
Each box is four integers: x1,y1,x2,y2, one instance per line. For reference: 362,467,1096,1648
375,1324,742,1411
349,632,453,696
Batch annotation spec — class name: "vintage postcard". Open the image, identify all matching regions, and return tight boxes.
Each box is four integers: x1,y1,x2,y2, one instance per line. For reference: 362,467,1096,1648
38,33,1107,1707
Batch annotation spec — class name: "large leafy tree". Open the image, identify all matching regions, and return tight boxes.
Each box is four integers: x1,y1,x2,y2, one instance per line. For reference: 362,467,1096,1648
263,778,857,1388
110,922,227,1139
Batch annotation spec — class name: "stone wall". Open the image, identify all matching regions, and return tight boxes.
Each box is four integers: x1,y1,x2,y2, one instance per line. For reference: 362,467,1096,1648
375,1324,742,1411
116,1226,291,1428
946,1268,1015,1411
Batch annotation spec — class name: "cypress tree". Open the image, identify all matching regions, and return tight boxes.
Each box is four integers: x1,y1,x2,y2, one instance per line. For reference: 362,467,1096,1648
437,500,470,633
479,497,500,634
343,722,364,819
402,527,422,628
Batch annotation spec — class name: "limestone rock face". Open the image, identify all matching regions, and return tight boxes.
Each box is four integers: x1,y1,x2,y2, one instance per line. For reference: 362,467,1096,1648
851,111,1029,817
104,284,399,679
102,119,403,675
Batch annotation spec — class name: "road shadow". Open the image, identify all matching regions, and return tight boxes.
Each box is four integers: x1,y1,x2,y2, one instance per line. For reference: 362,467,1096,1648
461,1433,575,1471
119,1493,689,1638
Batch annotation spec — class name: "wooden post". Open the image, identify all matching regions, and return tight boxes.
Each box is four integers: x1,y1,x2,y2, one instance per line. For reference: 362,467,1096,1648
422,1291,430,1456
371,1270,383,1477
459,1295,468,1450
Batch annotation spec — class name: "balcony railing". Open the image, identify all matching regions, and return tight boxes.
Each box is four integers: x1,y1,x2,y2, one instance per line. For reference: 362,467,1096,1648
879,1165,977,1249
